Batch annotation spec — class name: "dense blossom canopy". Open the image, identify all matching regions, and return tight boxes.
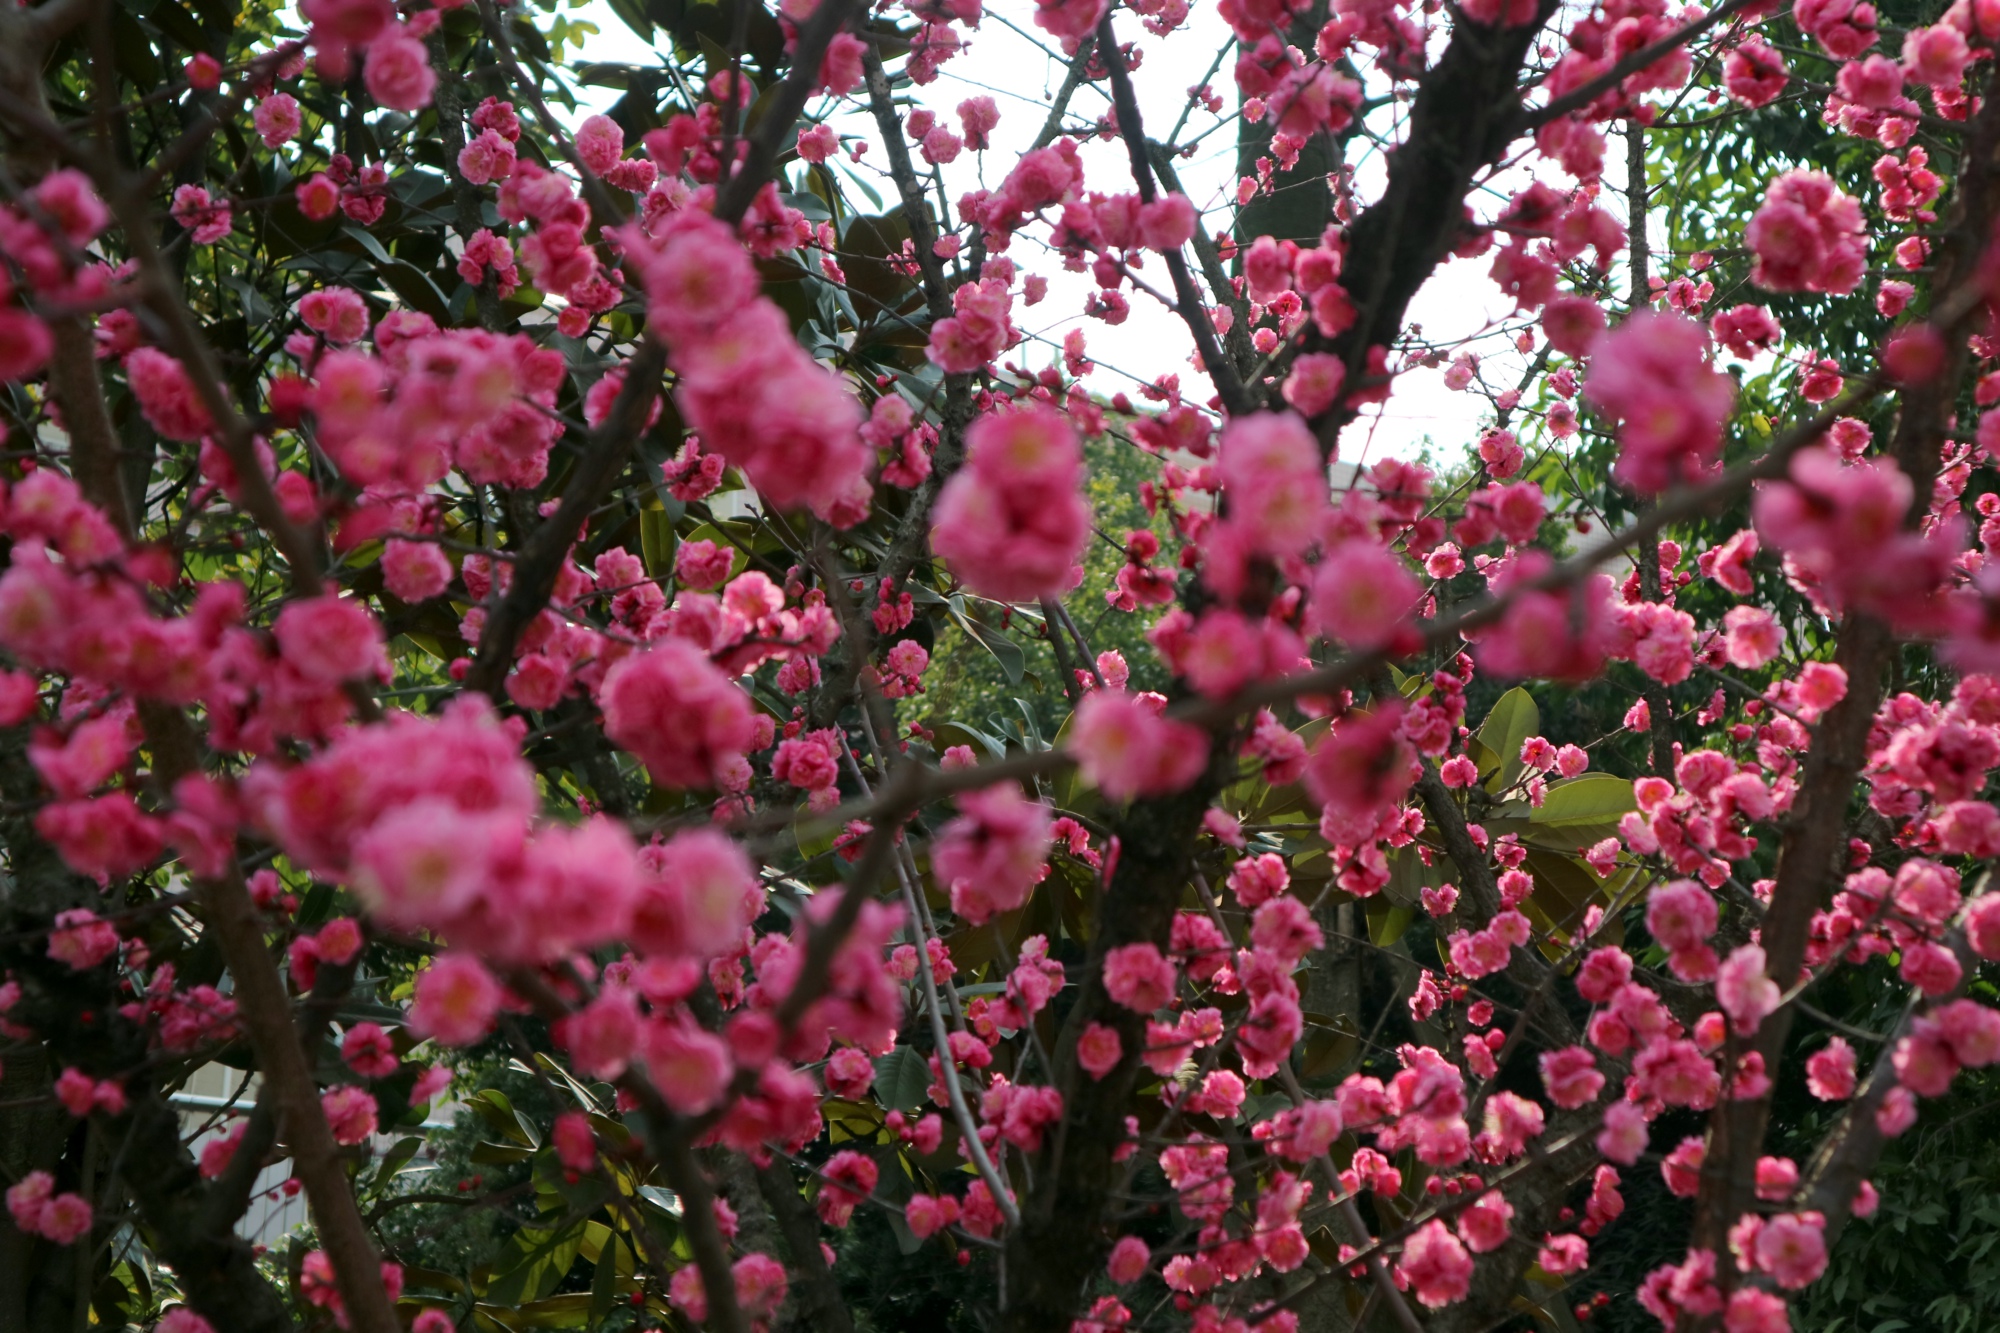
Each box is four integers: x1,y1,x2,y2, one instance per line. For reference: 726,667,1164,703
9,0,2000,1328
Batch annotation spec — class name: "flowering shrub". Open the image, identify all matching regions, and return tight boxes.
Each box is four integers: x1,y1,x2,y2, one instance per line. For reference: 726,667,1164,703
9,0,2000,1329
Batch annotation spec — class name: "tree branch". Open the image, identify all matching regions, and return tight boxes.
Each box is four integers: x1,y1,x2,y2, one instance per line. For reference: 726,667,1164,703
1095,14,1253,417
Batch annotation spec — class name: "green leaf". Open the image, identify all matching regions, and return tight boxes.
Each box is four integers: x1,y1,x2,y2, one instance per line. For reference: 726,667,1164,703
1475,688,1539,794
589,1230,623,1324
873,1046,932,1111
1526,774,1637,847
638,505,675,577
952,609,1024,685
1366,901,1413,948
471,1141,536,1165
468,1088,537,1146
1384,845,1448,910
370,1136,424,1192
487,1224,586,1305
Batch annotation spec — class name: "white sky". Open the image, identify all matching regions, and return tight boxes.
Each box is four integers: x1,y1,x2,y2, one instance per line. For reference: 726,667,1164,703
555,0,1673,466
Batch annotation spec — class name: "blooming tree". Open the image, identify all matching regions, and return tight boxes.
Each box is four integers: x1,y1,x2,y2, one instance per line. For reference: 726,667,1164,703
4,0,2000,1328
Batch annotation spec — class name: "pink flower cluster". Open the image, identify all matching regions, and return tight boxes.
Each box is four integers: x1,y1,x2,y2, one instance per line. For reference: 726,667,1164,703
632,212,872,525
5,1171,92,1245
931,405,1091,603
1583,311,1736,494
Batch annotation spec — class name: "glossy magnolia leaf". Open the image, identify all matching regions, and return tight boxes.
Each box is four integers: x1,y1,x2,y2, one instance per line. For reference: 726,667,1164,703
1463,733,1500,778
1475,687,1539,794
638,504,675,577
1528,774,1638,845
509,1293,601,1328
1384,844,1450,910
368,1136,425,1193
1521,847,1607,932
1223,715,1327,822
469,1088,539,1147
873,1045,933,1111
1490,775,1638,853
1366,900,1413,948
947,602,1025,684
485,1223,587,1305
588,1229,626,1325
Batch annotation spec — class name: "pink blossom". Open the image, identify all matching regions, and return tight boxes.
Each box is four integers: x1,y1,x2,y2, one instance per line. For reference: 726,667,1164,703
125,348,213,442
932,782,1052,924
1970,892,2000,957
1227,852,1290,908
342,1022,400,1079
1107,1234,1150,1283
1647,880,1718,951
1877,1084,1919,1135
904,1192,961,1239
575,114,624,174
1078,1022,1124,1078
36,1192,92,1245
1717,944,1782,1034
1576,946,1633,1002
643,1021,733,1113
254,93,303,148
274,594,388,684
364,32,436,111
410,953,502,1046
47,908,119,969
1308,540,1420,648
1754,1212,1828,1289
816,1150,878,1227
1457,1191,1513,1253
1217,412,1327,556
6,1171,53,1234
1539,1234,1589,1275
1756,1155,1800,1202
1282,353,1346,416
1541,1045,1605,1109
631,828,761,959
598,640,758,788
1724,1288,1791,1333
1662,1136,1706,1197
1901,940,1963,996
1746,170,1866,296
1797,661,1849,718
1400,1219,1473,1308
1542,295,1607,357
170,184,232,244
553,1111,596,1173
1582,311,1735,493
1807,1037,1858,1099
321,1084,379,1145
1597,1099,1648,1164
1069,690,1210,800
457,128,517,184
1033,0,1109,40
1303,704,1419,845
676,538,734,591
0,311,52,382
1103,942,1177,1013
1725,39,1789,108
1725,605,1783,668
1251,896,1324,964
1903,23,1971,88
931,407,1089,602
383,540,453,602
199,1124,245,1180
